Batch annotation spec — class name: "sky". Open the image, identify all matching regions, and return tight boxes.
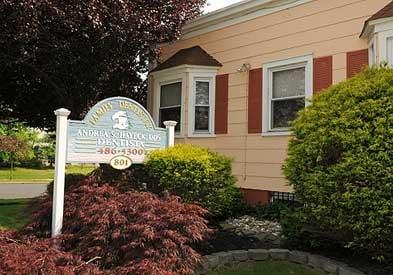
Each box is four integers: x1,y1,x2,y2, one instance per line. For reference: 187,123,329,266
204,0,243,13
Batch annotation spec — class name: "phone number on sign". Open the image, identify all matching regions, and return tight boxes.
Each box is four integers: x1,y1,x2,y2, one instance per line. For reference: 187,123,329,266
98,148,145,155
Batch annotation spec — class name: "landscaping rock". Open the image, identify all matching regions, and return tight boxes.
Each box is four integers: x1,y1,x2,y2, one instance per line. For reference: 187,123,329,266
288,250,309,264
230,250,249,262
269,249,289,260
307,254,340,274
212,252,232,265
198,249,365,275
220,215,282,244
339,266,365,275
204,255,219,269
321,260,340,274
248,249,270,261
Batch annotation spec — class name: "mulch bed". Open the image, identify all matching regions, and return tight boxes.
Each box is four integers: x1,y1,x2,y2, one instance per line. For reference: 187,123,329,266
195,229,280,256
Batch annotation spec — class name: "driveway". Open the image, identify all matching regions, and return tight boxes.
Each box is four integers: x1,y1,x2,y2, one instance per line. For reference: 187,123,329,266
0,183,48,199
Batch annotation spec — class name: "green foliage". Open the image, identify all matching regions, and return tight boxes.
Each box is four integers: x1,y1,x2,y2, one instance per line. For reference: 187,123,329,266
0,123,39,166
0,123,55,168
0,199,30,230
145,144,245,218
252,200,298,221
283,66,393,260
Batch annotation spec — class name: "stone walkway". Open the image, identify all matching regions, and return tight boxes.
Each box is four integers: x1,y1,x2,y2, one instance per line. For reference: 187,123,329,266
0,183,47,199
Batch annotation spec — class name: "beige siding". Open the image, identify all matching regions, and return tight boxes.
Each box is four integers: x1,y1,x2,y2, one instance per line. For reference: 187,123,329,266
150,0,391,192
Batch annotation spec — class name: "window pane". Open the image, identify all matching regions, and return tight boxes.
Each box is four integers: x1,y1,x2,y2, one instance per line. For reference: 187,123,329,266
195,81,209,105
272,98,305,129
388,37,393,65
195,106,209,131
160,82,181,107
273,67,305,98
159,107,181,132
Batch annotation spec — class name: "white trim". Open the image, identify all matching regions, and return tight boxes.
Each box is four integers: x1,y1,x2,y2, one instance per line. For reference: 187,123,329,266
262,54,313,136
261,131,292,137
150,64,220,77
363,18,393,66
378,29,393,65
368,36,377,65
152,65,219,138
188,73,216,138
182,0,312,39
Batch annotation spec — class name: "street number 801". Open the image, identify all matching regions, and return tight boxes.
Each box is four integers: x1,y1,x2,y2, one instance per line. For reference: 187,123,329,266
109,155,132,170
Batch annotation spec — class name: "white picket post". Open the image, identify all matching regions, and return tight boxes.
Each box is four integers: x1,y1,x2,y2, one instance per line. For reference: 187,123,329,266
164,121,177,147
52,108,70,238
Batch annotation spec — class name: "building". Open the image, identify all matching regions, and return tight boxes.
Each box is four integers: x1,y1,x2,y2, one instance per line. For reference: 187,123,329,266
147,0,393,204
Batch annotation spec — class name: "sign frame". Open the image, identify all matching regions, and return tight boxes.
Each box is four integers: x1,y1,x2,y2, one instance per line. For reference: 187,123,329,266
51,97,177,237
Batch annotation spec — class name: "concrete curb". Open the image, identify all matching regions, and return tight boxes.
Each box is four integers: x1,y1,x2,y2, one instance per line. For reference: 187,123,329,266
196,249,365,275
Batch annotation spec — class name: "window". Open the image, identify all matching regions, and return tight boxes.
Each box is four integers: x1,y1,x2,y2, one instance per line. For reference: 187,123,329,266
263,55,312,135
364,23,393,66
271,67,305,129
387,36,393,65
194,80,210,132
151,65,218,137
189,76,215,136
369,42,376,65
271,191,296,202
159,82,182,132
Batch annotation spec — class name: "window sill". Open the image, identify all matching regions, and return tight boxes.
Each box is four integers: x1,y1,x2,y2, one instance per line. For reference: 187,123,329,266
188,133,216,138
261,131,292,137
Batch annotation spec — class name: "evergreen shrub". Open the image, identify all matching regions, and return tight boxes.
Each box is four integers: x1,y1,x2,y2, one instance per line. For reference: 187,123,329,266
283,66,393,261
145,144,246,218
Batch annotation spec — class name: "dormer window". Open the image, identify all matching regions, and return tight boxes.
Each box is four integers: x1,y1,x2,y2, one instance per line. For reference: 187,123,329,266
150,46,222,137
361,2,393,65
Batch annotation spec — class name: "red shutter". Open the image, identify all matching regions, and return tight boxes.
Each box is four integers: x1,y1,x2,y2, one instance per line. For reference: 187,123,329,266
215,74,229,134
347,49,368,78
248,68,263,134
313,56,333,94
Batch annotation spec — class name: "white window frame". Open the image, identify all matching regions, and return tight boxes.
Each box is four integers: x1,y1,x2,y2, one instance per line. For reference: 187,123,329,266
152,68,187,137
262,54,313,136
158,80,183,133
365,19,393,66
188,72,216,137
151,65,219,138
379,29,393,65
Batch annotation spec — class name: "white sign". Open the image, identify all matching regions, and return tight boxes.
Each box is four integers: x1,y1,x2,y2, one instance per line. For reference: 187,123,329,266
51,97,177,237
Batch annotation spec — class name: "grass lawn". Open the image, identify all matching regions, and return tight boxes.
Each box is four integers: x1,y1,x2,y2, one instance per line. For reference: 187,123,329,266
0,199,31,230
0,165,96,183
209,261,325,275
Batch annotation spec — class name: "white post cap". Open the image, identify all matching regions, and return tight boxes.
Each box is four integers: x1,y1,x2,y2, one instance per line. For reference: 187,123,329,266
163,121,178,127
54,108,71,116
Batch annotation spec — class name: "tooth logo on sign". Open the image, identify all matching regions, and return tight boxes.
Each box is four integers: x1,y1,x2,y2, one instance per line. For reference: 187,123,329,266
112,111,129,130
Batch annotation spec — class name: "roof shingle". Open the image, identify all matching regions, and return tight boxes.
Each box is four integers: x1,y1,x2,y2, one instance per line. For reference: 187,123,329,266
367,1,393,22
151,46,222,73
361,1,393,37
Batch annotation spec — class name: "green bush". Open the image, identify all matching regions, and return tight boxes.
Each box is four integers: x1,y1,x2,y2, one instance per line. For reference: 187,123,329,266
283,66,393,261
251,200,298,221
145,144,246,218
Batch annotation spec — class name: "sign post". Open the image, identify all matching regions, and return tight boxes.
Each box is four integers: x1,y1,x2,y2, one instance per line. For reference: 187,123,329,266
52,108,71,237
51,97,174,237
164,121,177,147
